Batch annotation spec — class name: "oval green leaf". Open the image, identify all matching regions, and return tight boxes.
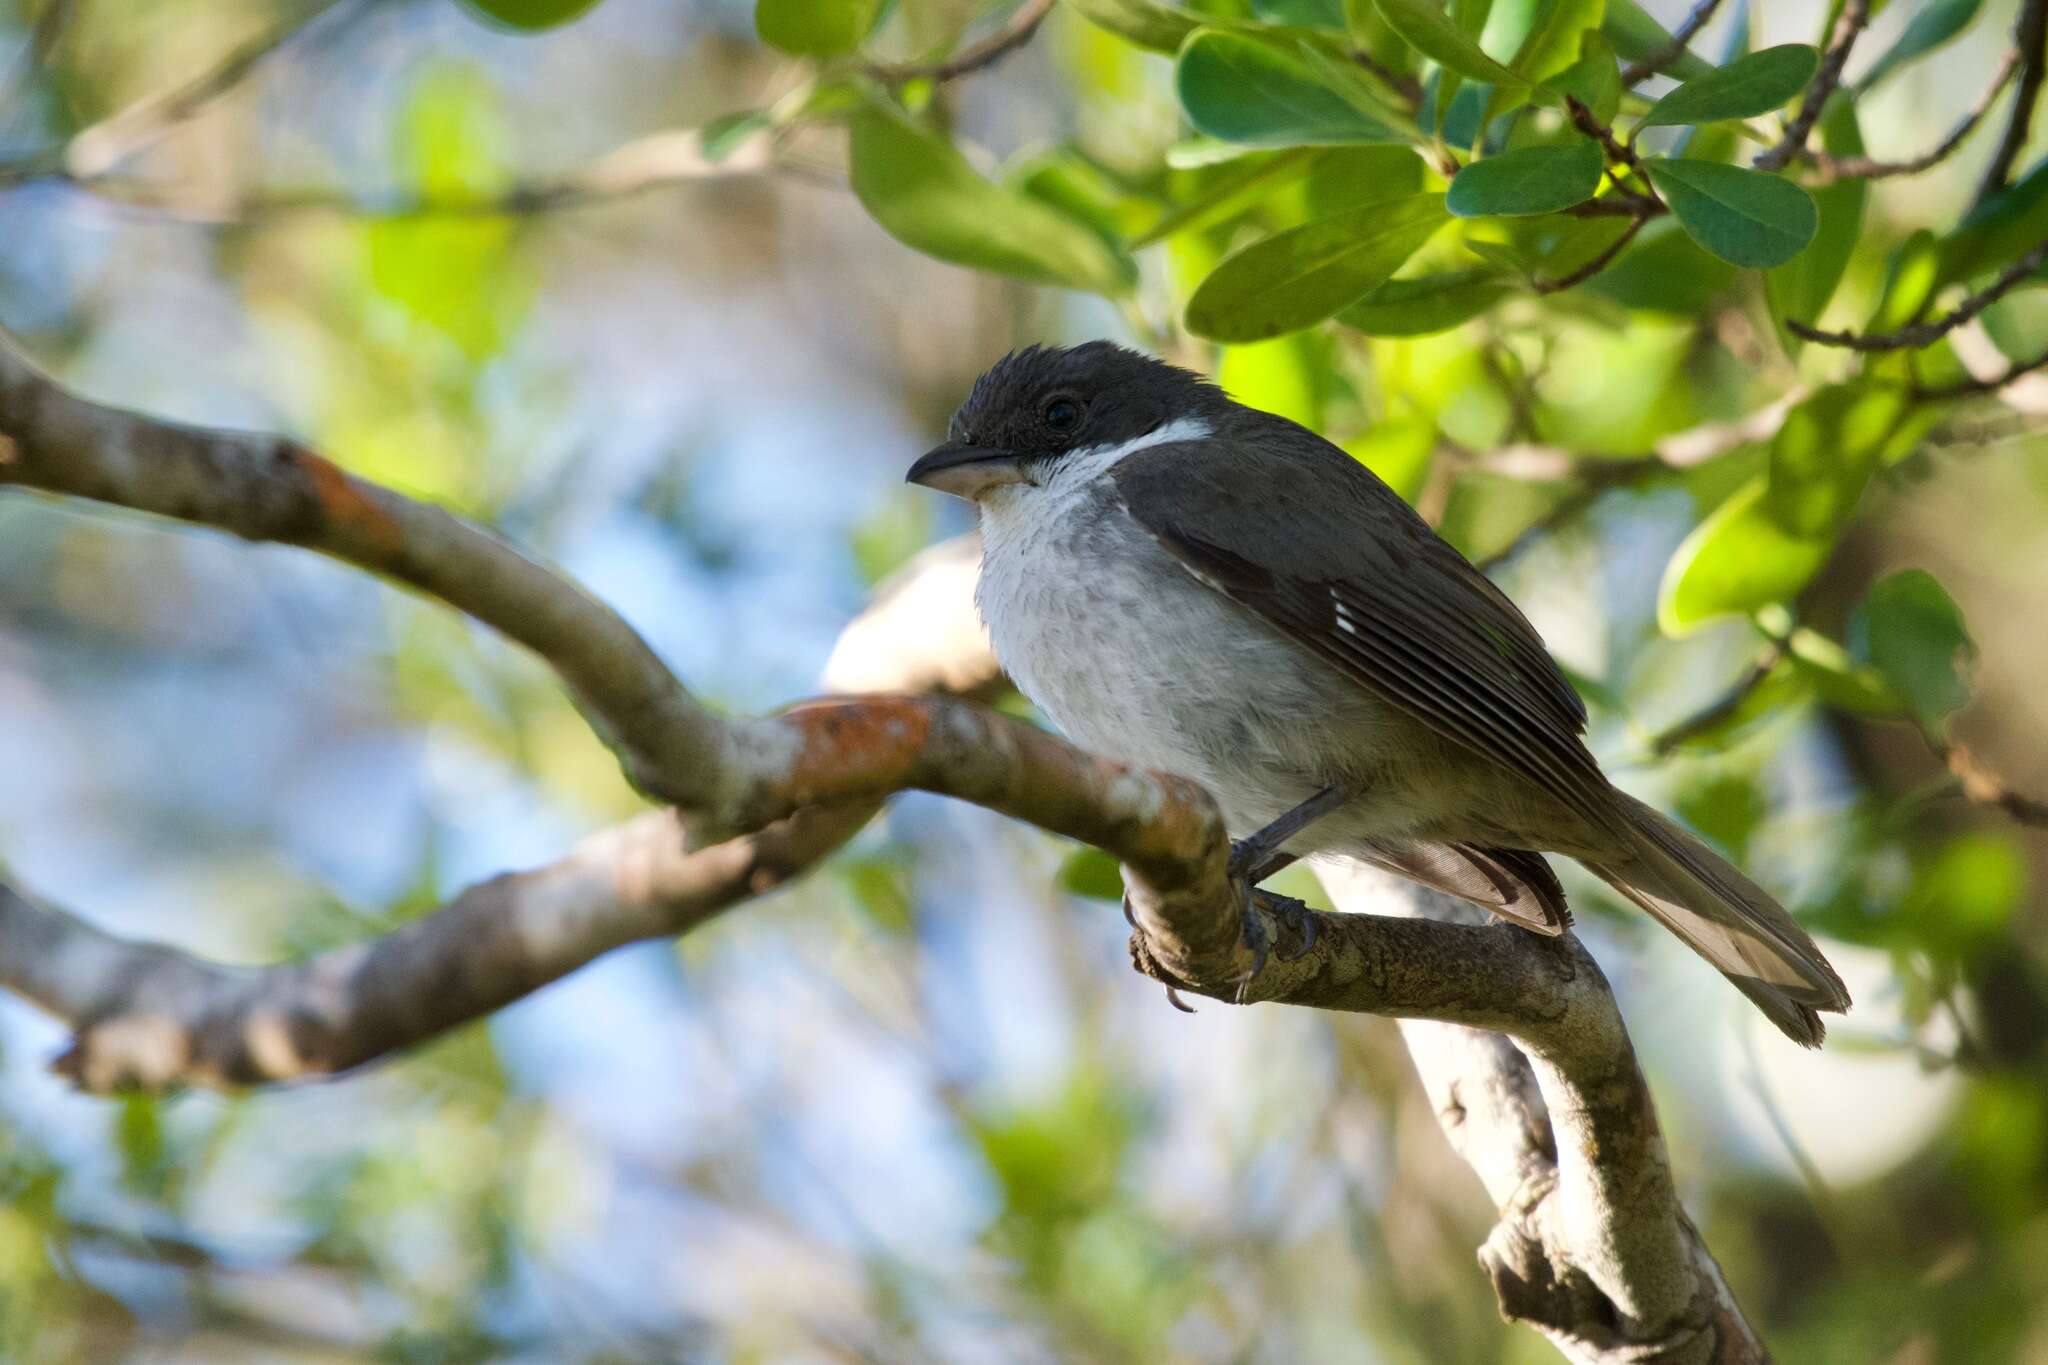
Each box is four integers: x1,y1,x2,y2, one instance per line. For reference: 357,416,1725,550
460,0,601,28
1644,158,1817,268
1657,476,1833,634
1849,570,1977,734
1638,44,1819,128
1185,192,1450,341
1338,268,1509,333
1177,29,1411,146
1761,383,1908,538
1859,0,1983,92
1447,139,1603,217
1549,30,1622,125
756,0,878,56
1372,0,1527,85
1068,0,1203,52
849,103,1136,295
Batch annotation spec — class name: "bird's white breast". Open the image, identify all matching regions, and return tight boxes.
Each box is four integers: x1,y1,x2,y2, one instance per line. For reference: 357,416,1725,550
972,421,1395,837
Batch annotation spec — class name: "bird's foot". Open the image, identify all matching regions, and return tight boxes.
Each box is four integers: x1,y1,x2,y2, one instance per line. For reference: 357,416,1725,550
1233,885,1320,1004
1127,890,1201,1013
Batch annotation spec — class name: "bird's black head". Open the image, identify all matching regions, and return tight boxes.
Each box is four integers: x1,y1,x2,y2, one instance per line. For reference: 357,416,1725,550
907,342,1226,499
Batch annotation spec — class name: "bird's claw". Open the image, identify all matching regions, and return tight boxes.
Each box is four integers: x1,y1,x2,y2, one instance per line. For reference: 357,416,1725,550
1233,884,1320,1004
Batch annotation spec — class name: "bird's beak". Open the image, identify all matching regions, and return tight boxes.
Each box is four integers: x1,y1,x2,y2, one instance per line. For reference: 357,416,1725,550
906,439,1023,499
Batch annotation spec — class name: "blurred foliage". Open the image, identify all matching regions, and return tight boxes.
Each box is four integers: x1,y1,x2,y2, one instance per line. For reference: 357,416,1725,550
1,0,2047,1360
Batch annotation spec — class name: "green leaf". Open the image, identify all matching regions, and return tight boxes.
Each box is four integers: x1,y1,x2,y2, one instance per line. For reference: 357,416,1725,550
1303,145,1427,215
1338,268,1510,332
1058,847,1127,900
1786,627,1902,714
1658,476,1832,634
1487,0,1607,123
459,0,601,28
1981,286,2048,362
1345,417,1436,500
1644,158,1817,268
1221,332,1329,426
849,102,1136,294
1135,148,1320,246
1762,383,1909,538
1184,193,1449,340
1765,94,1864,334
1600,0,1713,81
1637,44,1819,128
1176,29,1413,146
1941,154,2048,286
1372,0,1528,85
755,0,877,56
1850,570,1977,733
1068,0,1203,52
1585,214,1737,311
1902,833,2022,955
1549,29,1622,125
1859,0,1983,91
1447,139,1603,216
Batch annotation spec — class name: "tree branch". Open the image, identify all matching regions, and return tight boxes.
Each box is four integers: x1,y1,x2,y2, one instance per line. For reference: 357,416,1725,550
0,335,1777,1360
869,0,1056,84
1788,235,2048,351
1754,0,1869,172
1975,0,2048,204
1807,48,2021,184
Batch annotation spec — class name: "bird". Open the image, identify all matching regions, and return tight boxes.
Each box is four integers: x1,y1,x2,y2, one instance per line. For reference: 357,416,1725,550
905,341,1851,1046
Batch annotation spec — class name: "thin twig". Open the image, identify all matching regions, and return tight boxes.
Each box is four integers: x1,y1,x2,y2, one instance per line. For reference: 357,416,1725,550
1807,49,2021,184
1534,214,1650,293
1941,740,2048,826
1912,342,2048,398
1569,95,1642,173
1619,0,1726,87
1976,0,2048,203
1789,235,2048,351
1754,0,1870,172
1644,642,1789,755
869,0,1055,84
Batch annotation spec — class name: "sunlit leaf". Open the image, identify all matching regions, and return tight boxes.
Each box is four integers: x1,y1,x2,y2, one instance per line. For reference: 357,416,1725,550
1068,0,1203,51
1549,29,1622,125
848,101,1136,294
1184,192,1449,340
1447,139,1603,216
1057,847,1127,900
1339,268,1509,333
1176,28,1412,146
1373,0,1527,85
1762,383,1909,538
1221,332,1328,427
1487,0,1606,122
1850,570,1977,734
1658,476,1831,633
1644,158,1817,268
755,0,879,56
1344,417,1436,500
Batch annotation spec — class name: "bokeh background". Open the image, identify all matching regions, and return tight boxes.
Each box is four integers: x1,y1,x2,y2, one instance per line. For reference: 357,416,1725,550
0,0,2045,1360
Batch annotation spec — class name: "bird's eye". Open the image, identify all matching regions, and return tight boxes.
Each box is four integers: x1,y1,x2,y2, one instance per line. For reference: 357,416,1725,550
1042,398,1082,435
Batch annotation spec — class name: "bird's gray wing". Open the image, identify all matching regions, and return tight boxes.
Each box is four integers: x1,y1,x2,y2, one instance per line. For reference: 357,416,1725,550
1109,433,1613,819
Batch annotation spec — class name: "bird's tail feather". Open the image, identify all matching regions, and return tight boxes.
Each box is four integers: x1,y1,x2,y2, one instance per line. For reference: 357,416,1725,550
1585,794,1850,1048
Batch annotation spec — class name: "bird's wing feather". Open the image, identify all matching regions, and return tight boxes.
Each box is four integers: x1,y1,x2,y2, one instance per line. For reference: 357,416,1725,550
1109,432,1612,817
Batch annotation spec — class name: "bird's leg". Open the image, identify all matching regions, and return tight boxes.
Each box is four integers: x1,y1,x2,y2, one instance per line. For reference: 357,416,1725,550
1227,784,1349,884
1225,785,1349,1001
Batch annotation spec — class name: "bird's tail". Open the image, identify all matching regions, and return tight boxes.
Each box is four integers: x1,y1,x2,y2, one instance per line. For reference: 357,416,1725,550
1584,794,1850,1047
